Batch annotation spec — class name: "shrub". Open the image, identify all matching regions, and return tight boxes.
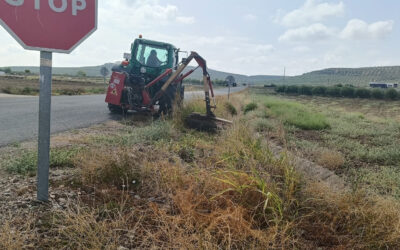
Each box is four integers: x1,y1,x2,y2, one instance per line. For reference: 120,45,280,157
285,85,299,94
244,102,258,114
312,86,327,96
254,118,274,132
275,85,286,93
326,87,341,97
298,85,313,95
340,87,355,98
317,150,345,170
224,102,237,116
371,89,385,99
355,88,371,99
385,89,398,100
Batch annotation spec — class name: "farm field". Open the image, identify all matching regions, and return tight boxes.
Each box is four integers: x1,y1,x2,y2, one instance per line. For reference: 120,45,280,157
0,75,107,96
250,88,400,198
1,90,400,249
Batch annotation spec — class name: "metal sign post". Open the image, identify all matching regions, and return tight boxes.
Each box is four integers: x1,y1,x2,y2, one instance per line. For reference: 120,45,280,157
37,51,52,201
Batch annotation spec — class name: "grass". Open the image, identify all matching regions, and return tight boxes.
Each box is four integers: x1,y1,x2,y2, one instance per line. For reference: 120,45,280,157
3,147,81,176
251,88,400,199
90,121,175,146
243,102,258,114
262,97,330,130
2,90,400,248
0,75,106,96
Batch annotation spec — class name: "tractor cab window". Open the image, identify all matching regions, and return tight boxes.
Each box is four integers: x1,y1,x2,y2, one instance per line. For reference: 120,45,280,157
136,44,168,68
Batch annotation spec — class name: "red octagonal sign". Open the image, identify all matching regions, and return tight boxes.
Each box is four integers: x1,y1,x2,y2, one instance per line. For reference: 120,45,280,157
0,0,97,53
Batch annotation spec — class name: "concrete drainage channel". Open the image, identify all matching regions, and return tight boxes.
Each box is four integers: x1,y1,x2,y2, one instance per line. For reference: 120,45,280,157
268,142,348,192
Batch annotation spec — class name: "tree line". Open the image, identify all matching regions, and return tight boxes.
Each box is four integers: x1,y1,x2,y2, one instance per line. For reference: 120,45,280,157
275,84,399,100
183,78,226,86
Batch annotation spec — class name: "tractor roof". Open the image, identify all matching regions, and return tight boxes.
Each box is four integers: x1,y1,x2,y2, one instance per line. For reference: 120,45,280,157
136,38,176,50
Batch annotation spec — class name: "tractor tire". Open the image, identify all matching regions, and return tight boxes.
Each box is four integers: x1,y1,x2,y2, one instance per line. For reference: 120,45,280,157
108,103,124,114
158,84,180,116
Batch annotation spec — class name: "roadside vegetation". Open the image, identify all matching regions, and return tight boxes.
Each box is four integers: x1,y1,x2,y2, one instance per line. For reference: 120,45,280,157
0,75,106,96
1,90,400,249
254,88,400,198
276,84,399,100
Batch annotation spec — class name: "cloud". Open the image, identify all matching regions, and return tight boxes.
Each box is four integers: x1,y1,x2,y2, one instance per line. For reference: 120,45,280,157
101,0,195,27
341,19,394,40
276,0,344,27
243,14,257,21
176,16,195,24
293,46,311,53
279,23,333,42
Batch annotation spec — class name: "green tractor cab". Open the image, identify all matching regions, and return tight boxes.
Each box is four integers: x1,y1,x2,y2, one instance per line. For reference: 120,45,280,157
124,38,178,80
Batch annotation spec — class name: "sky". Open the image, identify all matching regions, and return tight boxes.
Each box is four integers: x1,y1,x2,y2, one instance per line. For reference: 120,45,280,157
0,0,399,76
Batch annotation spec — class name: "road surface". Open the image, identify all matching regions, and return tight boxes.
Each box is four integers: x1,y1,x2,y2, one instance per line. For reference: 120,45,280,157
0,87,246,146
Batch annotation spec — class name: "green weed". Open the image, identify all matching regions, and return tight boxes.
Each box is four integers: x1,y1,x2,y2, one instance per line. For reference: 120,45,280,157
4,147,81,176
243,102,258,114
263,98,329,130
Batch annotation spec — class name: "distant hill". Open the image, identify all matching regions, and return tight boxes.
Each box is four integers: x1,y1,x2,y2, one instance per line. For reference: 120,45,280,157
8,64,281,84
9,63,117,78
269,66,400,87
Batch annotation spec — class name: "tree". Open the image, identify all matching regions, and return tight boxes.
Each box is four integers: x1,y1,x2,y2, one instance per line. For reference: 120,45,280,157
285,85,299,94
371,89,384,99
298,85,313,95
76,70,87,77
24,69,31,74
312,86,327,96
4,67,11,74
275,85,286,93
340,86,355,98
385,88,398,100
326,87,341,97
355,88,371,99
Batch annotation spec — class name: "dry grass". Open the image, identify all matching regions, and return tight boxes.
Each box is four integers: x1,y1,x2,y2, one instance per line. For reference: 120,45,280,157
299,183,400,249
317,150,345,170
2,90,400,249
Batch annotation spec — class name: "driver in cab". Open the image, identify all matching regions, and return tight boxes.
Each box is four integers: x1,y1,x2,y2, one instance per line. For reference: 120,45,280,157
146,50,161,67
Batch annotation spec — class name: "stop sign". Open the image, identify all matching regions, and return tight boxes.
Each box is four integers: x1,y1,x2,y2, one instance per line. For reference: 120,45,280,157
0,0,97,53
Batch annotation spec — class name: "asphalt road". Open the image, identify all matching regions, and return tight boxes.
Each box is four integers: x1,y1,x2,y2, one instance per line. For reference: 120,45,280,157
0,86,246,147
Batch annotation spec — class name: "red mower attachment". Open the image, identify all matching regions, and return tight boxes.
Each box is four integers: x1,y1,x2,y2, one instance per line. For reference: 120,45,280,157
105,72,126,106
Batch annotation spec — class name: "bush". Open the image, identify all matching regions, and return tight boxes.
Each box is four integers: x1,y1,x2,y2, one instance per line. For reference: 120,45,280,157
298,85,313,95
312,86,327,96
285,85,299,94
275,85,286,93
385,89,398,100
355,88,371,99
340,86,355,98
244,102,258,114
371,89,385,99
224,102,237,116
326,87,341,97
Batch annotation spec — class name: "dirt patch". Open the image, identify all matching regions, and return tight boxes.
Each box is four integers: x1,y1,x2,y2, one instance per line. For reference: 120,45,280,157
293,129,323,142
0,93,29,98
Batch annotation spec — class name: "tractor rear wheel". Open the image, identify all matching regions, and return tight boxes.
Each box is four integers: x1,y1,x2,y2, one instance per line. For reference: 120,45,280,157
108,103,124,114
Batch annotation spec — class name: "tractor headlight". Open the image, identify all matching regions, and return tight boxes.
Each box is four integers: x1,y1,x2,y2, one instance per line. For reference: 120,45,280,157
140,67,147,74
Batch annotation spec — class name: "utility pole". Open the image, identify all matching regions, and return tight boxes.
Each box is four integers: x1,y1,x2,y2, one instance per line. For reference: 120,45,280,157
283,67,286,82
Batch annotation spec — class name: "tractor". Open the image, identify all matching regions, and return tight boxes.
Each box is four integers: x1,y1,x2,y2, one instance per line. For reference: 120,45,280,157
105,36,230,130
